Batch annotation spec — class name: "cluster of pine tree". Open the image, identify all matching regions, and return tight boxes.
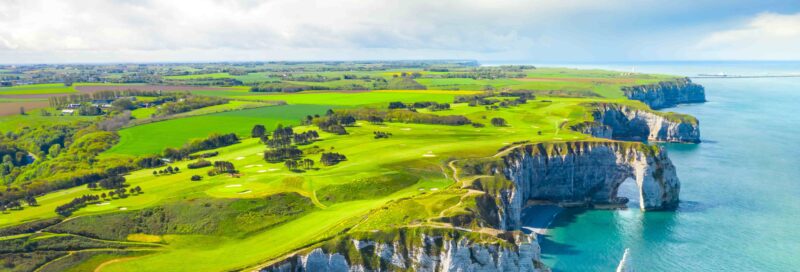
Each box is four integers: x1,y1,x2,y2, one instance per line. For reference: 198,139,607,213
263,146,303,163
320,152,347,166
209,161,237,176
284,158,315,171
310,110,355,135
55,194,100,216
388,101,450,111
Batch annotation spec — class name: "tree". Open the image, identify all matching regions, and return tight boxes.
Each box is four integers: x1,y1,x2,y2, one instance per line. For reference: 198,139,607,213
153,170,158,176
101,193,107,199
24,195,37,206
490,117,507,127
191,175,202,181
111,98,136,111
87,182,97,190
251,124,266,138
284,160,298,170
48,144,61,158
303,158,315,169
320,152,347,166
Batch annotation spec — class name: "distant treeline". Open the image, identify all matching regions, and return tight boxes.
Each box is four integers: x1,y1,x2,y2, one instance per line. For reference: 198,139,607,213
162,133,239,160
153,96,228,117
314,109,471,128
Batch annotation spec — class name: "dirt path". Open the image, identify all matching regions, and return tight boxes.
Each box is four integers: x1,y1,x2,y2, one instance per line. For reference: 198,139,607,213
94,257,138,272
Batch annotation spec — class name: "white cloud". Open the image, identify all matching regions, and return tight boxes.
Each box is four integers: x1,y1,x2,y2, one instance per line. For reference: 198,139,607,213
0,0,797,63
0,0,640,62
695,12,800,60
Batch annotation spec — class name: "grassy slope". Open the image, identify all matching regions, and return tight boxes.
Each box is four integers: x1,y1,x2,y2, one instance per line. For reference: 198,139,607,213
0,67,688,271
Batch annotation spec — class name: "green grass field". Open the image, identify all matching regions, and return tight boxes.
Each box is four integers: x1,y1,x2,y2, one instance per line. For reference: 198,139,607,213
0,84,76,95
233,90,481,106
105,104,333,155
0,67,689,271
164,72,279,84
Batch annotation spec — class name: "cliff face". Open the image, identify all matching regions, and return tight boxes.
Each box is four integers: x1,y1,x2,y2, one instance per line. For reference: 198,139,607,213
261,228,548,272
572,103,700,143
622,78,706,109
484,142,679,230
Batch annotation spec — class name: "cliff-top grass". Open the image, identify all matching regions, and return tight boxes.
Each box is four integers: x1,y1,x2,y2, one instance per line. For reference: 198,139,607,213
0,67,695,271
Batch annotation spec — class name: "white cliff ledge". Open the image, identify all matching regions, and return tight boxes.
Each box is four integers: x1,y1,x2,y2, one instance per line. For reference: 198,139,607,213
571,102,700,143
260,227,548,272
621,78,706,109
462,141,680,230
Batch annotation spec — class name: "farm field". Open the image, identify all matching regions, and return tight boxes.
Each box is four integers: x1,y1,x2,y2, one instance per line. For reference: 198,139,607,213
233,90,481,106
105,104,333,156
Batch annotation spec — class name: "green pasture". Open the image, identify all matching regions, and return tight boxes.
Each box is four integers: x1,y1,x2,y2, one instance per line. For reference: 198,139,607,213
105,104,333,156
0,84,75,95
164,72,278,84
233,90,480,106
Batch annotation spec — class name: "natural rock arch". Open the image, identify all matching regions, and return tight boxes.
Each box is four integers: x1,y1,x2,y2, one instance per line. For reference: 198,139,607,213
497,142,680,229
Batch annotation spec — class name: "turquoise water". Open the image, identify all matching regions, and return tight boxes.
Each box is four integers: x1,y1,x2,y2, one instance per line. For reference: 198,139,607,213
526,62,800,271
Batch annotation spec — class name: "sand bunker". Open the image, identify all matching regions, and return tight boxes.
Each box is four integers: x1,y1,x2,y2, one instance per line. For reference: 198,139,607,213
235,157,245,160
225,184,242,188
400,128,411,131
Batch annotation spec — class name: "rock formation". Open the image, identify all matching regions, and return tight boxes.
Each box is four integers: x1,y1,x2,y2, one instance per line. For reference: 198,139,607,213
621,78,705,109
261,228,548,272
571,103,700,143
470,141,679,230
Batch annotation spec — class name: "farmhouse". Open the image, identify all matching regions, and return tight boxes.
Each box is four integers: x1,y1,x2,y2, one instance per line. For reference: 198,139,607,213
91,99,114,108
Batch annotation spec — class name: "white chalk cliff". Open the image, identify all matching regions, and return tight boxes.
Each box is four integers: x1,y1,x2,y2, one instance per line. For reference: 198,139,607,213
485,142,680,230
621,78,706,109
261,228,548,272
572,103,700,143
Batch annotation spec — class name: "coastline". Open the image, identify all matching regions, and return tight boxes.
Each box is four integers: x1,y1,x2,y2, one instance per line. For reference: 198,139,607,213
520,204,563,235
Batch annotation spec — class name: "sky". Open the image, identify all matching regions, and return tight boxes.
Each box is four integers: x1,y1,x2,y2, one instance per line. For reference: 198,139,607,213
0,0,799,64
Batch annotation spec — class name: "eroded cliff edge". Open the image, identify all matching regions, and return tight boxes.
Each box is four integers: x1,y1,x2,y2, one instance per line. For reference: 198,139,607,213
260,227,548,272
621,77,706,109
571,102,700,143
462,141,679,230
258,141,680,271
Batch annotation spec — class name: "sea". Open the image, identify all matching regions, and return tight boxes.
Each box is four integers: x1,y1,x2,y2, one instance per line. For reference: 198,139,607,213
499,61,800,271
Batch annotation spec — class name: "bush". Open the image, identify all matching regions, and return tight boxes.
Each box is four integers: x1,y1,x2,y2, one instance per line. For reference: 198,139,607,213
187,159,212,169
190,175,202,181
